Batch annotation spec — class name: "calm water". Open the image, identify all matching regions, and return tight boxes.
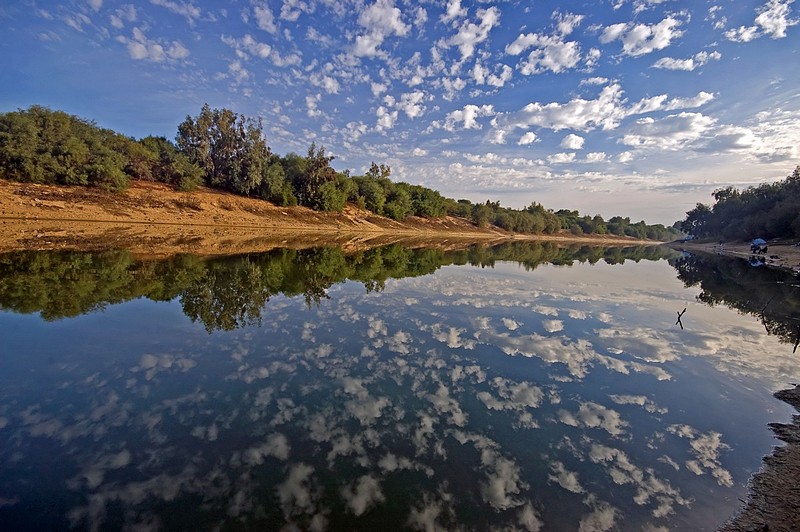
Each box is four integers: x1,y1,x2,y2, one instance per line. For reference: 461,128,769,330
0,243,798,531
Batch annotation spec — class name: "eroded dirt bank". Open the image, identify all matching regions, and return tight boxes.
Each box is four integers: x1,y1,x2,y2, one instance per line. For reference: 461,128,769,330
0,180,649,256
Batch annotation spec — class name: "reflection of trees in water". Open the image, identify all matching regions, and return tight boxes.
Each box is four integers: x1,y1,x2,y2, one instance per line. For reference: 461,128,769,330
0,242,676,331
671,253,800,346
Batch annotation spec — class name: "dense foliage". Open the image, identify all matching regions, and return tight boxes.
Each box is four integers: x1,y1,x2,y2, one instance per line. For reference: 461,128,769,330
1,105,680,239
679,166,800,240
0,105,202,191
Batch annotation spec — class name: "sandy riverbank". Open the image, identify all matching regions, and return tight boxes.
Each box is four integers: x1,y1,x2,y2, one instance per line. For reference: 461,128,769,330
0,179,652,256
669,239,800,274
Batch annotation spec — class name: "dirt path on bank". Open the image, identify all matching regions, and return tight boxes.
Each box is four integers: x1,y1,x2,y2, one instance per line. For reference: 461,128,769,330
0,180,650,256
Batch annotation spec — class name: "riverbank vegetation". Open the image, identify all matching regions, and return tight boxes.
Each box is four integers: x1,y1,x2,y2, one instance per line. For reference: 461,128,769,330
679,166,800,241
0,105,680,240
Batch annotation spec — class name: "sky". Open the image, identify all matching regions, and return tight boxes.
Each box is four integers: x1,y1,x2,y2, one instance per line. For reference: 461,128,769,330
1,0,798,225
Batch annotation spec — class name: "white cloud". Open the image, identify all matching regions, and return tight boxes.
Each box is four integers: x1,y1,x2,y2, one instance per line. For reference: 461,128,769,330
441,0,467,24
600,16,685,56
375,105,399,131
435,104,495,132
652,50,721,71
548,152,576,164
445,6,501,61
621,112,715,150
353,0,410,58
110,5,137,29
558,401,628,436
120,28,191,62
280,0,315,22
341,475,385,515
150,0,202,26
277,463,317,516
506,13,585,75
517,132,537,145
489,83,714,144
726,0,799,42
242,433,291,465
549,461,584,493
253,3,278,34
306,94,322,117
398,90,427,118
586,152,607,162
542,319,564,332
667,425,733,487
561,134,585,150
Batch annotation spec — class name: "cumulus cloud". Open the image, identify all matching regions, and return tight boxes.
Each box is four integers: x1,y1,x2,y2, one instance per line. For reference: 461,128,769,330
548,152,576,164
280,0,315,22
588,443,690,516
253,3,277,34
667,425,733,487
725,0,799,42
652,50,721,71
277,463,317,516
432,103,495,132
600,16,685,56
548,461,584,493
119,27,190,62
506,13,585,75
353,0,410,58
242,433,291,465
444,6,501,61
341,475,385,515
441,0,467,24
560,134,585,150
558,401,628,436
621,112,715,150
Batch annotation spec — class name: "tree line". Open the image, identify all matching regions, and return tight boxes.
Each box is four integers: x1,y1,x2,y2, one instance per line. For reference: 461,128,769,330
0,104,680,239
679,166,800,240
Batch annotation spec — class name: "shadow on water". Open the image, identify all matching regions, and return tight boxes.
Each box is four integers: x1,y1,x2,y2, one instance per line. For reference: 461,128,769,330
0,241,675,332
670,252,800,348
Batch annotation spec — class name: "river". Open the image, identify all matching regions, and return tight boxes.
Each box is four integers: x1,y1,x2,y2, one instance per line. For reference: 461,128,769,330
0,242,797,530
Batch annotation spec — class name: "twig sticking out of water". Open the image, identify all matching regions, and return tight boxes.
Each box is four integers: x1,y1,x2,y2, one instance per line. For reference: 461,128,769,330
676,308,686,330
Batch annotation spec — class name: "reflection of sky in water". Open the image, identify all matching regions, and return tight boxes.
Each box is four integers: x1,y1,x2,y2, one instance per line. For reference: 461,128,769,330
0,259,797,530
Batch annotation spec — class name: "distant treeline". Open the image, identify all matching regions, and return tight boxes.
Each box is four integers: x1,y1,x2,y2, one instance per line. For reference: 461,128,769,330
679,166,800,240
0,104,680,240
0,242,676,331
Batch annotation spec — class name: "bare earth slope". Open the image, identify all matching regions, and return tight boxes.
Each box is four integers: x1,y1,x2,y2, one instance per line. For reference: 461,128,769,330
0,180,645,256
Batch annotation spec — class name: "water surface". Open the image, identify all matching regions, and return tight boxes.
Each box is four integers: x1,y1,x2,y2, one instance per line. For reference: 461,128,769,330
0,244,797,530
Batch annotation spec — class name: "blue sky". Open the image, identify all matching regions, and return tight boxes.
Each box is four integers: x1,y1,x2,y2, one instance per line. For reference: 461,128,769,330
1,0,798,224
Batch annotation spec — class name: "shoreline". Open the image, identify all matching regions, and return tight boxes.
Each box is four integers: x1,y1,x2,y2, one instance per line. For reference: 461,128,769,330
668,239,800,275
671,239,800,530
720,385,800,531
0,179,654,256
